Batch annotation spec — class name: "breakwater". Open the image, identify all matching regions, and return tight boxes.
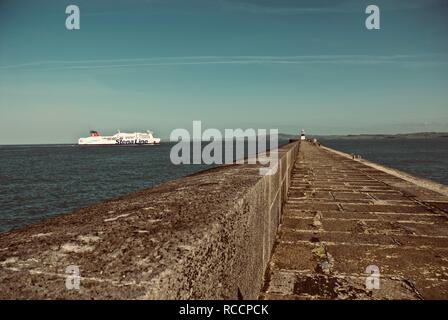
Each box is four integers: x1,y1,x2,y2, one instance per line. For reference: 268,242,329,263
261,142,448,299
1,140,448,299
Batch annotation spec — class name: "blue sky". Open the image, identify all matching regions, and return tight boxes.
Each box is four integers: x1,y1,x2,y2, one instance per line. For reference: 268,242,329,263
1,0,448,143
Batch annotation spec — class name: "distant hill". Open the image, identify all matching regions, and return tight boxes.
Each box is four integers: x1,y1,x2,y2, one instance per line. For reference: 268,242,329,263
310,132,448,140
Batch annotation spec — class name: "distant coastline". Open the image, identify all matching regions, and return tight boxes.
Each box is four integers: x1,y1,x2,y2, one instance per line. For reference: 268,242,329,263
1,132,447,146
311,132,448,139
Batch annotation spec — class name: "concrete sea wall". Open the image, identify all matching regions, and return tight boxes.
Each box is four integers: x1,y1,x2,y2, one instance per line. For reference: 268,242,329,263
0,141,300,299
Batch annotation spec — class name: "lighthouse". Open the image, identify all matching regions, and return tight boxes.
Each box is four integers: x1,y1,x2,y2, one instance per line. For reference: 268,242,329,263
300,129,306,141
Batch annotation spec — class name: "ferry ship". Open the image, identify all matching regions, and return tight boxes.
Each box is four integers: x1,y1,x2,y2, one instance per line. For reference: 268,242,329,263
78,130,161,146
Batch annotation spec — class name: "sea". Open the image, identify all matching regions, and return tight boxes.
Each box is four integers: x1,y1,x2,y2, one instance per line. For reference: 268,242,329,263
319,138,448,185
0,137,447,233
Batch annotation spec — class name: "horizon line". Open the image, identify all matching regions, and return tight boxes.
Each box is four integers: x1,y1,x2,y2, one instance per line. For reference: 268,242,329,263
1,131,447,146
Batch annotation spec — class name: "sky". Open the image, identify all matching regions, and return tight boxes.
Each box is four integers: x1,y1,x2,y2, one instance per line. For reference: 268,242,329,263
1,0,448,144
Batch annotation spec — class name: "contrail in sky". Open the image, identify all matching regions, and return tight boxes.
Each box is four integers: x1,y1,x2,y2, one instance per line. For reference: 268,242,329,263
0,54,446,71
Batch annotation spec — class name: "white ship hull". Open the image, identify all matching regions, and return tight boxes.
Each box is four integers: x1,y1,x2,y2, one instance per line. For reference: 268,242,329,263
78,130,161,146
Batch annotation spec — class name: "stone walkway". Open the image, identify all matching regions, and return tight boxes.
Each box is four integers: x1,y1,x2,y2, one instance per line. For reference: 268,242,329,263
260,142,448,299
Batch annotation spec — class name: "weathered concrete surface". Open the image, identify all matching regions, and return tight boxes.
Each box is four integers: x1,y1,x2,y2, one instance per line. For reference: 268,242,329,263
0,142,299,299
261,141,448,300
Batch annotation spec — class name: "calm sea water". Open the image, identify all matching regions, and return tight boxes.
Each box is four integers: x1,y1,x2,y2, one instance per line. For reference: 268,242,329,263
1,138,447,233
0,143,211,233
0,139,285,233
319,138,448,186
